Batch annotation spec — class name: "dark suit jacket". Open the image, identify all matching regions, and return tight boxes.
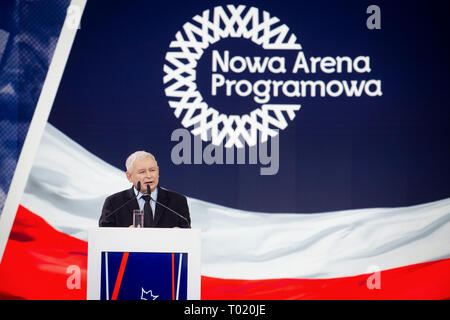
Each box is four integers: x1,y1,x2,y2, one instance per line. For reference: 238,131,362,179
99,186,191,228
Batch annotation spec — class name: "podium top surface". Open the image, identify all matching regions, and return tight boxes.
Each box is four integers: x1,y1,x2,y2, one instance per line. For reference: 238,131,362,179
88,227,201,253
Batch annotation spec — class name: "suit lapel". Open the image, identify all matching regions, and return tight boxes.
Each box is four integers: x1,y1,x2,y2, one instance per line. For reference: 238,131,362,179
152,186,167,227
125,186,140,216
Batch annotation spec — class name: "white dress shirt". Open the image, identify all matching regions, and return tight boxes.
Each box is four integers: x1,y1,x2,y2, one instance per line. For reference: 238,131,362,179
134,186,158,218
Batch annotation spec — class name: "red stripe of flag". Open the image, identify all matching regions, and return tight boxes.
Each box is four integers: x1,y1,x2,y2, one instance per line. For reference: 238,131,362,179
172,253,175,300
201,258,450,300
1,205,449,300
111,252,129,300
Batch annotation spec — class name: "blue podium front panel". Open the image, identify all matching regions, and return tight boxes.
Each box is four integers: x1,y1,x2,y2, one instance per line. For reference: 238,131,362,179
100,251,188,300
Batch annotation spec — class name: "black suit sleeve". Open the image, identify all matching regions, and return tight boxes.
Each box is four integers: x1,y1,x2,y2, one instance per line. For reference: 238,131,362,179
99,196,116,227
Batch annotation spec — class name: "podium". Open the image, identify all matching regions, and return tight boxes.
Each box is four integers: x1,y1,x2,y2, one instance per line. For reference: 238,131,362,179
87,228,201,300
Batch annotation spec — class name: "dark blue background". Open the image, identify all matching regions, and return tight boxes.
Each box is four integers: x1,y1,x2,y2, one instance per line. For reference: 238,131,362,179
48,0,450,213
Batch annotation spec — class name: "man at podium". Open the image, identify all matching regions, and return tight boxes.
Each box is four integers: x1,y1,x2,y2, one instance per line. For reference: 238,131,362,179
99,151,191,228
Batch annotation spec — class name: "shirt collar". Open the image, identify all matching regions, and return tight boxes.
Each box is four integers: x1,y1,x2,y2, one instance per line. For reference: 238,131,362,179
134,185,158,200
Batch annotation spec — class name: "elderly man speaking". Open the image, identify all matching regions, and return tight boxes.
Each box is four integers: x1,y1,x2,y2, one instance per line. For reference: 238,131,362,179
99,151,191,228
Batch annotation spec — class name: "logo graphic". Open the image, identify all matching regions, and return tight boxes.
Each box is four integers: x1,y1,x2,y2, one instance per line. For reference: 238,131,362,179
164,5,301,148
141,287,159,300
164,5,382,149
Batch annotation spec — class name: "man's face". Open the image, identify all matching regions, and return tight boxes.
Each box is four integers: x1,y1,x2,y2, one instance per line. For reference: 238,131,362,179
126,156,159,193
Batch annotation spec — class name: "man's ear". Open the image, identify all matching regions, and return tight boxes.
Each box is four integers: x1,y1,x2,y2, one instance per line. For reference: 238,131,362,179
126,171,132,183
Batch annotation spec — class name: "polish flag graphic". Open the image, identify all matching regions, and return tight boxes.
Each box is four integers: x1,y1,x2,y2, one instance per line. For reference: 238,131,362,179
0,124,449,299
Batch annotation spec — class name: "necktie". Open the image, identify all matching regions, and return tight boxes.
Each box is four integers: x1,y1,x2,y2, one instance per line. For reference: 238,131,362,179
141,195,153,227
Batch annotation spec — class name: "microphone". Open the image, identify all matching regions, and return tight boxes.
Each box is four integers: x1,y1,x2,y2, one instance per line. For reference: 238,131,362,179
147,184,191,228
104,181,142,219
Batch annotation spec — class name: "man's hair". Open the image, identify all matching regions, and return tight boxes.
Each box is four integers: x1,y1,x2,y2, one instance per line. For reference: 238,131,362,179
125,151,158,172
